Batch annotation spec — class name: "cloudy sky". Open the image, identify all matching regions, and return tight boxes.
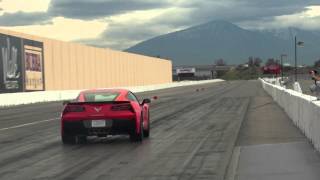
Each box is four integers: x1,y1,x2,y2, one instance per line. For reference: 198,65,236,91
0,0,319,50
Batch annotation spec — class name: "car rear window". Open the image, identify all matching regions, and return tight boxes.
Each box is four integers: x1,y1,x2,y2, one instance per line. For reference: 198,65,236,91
83,92,120,102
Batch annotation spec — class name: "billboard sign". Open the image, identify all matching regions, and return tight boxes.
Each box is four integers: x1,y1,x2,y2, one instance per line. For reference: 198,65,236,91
176,68,196,74
0,34,23,93
0,34,44,93
24,45,44,91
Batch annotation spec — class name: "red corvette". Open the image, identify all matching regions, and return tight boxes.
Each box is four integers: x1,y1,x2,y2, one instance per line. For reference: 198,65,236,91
61,89,151,144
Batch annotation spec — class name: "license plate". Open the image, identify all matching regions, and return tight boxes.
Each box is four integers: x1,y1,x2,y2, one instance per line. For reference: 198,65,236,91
91,120,106,127
91,120,113,128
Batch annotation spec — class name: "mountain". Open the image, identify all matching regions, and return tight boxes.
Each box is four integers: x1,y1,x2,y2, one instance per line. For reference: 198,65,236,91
126,21,320,65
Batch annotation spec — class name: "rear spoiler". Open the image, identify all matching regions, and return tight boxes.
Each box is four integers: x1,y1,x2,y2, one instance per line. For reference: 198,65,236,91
63,101,131,105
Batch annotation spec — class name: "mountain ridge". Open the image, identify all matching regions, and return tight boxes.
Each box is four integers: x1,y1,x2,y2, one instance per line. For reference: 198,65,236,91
126,21,320,65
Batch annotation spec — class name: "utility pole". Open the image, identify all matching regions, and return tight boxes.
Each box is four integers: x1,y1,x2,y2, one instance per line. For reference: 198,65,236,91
280,54,287,83
295,36,297,82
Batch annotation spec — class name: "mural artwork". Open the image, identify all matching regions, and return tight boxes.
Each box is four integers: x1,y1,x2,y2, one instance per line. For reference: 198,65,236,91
0,35,22,92
0,34,44,93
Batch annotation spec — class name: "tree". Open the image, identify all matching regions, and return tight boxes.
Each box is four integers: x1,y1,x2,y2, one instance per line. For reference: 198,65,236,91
314,59,320,67
214,58,226,66
248,56,254,67
247,57,262,67
265,58,279,66
254,57,262,67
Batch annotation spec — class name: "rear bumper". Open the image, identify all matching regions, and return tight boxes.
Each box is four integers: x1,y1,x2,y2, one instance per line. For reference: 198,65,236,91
62,119,135,136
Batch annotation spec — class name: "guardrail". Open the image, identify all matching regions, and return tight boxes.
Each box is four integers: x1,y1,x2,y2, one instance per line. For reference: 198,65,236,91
0,79,224,107
260,78,320,152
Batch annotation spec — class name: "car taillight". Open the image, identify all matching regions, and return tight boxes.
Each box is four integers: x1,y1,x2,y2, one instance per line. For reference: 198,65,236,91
111,104,133,112
63,105,85,114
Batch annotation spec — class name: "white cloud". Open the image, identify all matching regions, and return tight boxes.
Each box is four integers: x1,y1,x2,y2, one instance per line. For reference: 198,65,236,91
48,0,170,20
305,6,320,17
0,0,50,15
108,8,167,23
76,7,187,50
0,17,106,41
238,5,320,30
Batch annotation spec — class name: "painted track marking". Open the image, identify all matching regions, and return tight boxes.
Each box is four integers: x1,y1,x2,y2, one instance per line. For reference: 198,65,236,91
0,118,59,132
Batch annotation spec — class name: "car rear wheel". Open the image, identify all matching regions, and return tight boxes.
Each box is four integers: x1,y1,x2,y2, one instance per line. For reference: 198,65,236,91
130,117,144,142
143,127,149,138
76,136,87,144
143,111,150,138
62,134,76,144
62,134,87,144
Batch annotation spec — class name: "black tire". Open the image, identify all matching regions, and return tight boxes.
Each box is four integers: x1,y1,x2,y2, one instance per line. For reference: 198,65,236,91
77,136,87,144
62,134,76,144
130,117,144,142
143,128,149,138
143,111,150,138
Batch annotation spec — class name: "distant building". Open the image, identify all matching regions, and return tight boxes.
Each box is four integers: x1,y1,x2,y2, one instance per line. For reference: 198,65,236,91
175,68,196,81
283,63,291,67
242,64,249,68
173,65,235,81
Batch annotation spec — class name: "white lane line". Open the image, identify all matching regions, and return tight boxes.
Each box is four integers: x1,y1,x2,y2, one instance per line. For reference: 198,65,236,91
0,117,59,132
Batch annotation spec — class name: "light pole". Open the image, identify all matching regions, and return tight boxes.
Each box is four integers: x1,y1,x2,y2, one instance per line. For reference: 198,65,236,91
294,36,304,82
280,54,287,82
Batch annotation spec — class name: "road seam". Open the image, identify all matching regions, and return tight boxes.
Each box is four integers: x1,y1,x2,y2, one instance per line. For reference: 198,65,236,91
0,118,59,132
225,146,241,180
221,97,252,180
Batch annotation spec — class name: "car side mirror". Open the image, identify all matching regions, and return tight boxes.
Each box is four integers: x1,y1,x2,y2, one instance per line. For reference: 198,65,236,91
63,101,70,105
141,98,151,105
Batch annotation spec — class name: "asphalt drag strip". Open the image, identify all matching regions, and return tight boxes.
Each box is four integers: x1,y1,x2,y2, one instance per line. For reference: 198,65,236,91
0,80,260,180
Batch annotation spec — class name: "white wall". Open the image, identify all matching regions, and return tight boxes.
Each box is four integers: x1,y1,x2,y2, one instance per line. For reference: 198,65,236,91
260,78,320,151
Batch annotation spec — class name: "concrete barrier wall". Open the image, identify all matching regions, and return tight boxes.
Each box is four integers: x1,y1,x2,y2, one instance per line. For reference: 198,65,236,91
0,79,224,107
260,78,320,151
0,29,172,91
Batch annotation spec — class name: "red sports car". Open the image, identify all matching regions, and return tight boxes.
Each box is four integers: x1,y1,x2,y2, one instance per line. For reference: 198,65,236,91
61,89,151,144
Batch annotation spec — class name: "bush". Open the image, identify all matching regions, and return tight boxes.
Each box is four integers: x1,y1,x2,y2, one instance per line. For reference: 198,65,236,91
222,67,262,80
